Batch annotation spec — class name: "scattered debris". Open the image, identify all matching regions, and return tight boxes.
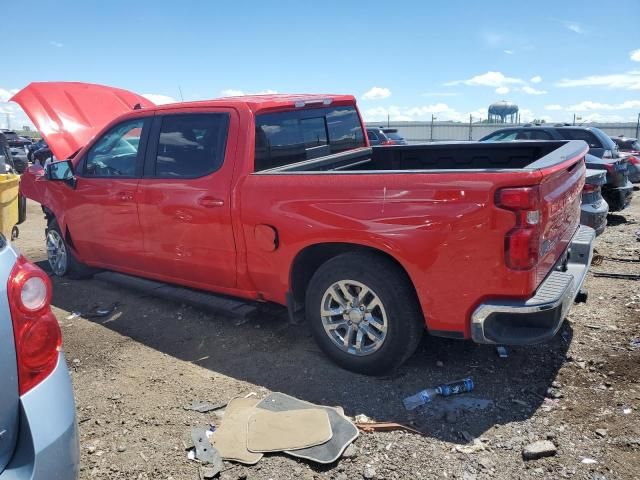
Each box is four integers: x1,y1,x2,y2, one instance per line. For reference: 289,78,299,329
354,414,373,424
403,378,474,410
630,338,640,350
74,303,120,319
355,422,422,435
595,429,608,438
592,272,640,280
66,311,81,320
183,400,227,413
363,464,377,479
522,440,557,460
454,438,489,454
581,457,598,464
190,427,223,476
496,346,508,358
623,407,633,415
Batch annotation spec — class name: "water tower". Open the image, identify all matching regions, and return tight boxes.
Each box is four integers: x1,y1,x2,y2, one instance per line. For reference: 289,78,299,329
488,101,519,123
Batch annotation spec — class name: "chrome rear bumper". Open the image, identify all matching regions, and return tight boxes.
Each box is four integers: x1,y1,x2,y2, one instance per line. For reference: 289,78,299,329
471,225,595,345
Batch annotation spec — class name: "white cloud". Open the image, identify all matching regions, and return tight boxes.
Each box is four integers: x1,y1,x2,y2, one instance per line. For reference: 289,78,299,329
220,89,277,97
49,40,64,48
504,50,514,55
631,49,640,62
521,86,547,95
362,87,391,100
482,32,504,48
568,100,640,111
530,75,542,83
557,20,583,34
142,93,177,105
544,104,563,111
495,86,510,95
555,71,640,90
445,71,525,88
362,104,487,123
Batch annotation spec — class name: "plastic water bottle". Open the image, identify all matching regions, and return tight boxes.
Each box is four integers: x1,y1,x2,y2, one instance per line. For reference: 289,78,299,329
403,378,474,410
403,387,440,410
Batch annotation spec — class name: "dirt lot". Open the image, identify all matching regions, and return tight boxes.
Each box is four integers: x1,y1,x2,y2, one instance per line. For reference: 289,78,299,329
14,198,640,480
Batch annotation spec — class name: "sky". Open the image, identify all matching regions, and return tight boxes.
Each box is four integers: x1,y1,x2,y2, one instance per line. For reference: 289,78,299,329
1,0,639,130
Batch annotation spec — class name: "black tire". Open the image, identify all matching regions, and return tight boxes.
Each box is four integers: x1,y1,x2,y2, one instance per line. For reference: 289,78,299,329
46,219,95,279
305,251,424,375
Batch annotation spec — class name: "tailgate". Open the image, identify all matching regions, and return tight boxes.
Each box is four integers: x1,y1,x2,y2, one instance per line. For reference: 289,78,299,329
533,141,588,285
0,240,19,473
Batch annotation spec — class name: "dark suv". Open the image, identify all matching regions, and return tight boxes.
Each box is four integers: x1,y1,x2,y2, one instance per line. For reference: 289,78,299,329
480,125,633,211
366,127,408,146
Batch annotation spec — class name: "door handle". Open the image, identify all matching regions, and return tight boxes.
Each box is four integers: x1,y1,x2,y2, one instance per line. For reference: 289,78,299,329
116,192,134,201
198,197,225,208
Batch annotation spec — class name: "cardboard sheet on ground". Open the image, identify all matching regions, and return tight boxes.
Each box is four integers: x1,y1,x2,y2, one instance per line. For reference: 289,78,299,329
210,398,263,465
256,392,359,464
247,408,332,452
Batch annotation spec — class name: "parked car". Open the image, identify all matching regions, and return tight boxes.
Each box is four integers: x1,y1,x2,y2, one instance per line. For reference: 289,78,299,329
0,134,25,174
610,136,640,183
0,130,30,149
481,126,633,211
0,239,79,479
32,146,54,167
581,168,608,236
480,124,619,159
27,139,47,162
16,82,594,374
366,127,408,145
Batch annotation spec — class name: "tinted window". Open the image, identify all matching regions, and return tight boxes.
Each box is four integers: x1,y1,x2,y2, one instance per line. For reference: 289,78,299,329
385,132,404,140
85,118,145,177
528,130,552,140
367,130,379,141
154,113,229,177
255,106,365,171
483,130,517,142
557,129,603,148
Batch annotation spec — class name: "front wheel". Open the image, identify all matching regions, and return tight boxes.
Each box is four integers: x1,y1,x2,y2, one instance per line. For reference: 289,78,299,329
305,252,424,375
46,220,94,279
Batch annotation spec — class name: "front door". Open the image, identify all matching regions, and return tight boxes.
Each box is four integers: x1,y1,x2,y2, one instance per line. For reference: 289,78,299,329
135,109,237,289
63,117,150,270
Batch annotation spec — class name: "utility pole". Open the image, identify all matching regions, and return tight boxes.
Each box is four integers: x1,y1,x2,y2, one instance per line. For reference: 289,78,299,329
636,112,639,140
468,114,473,141
387,113,390,128
430,114,436,142
5,113,10,130
572,113,576,126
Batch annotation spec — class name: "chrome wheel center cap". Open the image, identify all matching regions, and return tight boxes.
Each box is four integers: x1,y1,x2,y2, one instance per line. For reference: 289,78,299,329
347,308,364,324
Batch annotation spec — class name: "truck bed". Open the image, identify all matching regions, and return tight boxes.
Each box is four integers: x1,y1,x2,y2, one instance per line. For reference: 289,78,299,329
258,140,583,173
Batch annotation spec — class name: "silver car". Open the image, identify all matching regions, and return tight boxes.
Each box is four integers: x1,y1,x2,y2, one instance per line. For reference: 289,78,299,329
0,238,79,479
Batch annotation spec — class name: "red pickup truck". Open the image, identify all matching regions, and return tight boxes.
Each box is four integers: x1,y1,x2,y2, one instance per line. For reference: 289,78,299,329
14,82,595,375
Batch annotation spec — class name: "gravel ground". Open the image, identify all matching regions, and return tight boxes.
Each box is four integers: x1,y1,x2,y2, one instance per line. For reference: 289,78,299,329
13,197,640,480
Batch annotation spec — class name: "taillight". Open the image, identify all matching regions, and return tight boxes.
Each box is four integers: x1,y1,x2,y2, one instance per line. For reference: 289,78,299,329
495,186,541,270
582,183,600,193
380,139,396,145
628,155,639,166
8,256,61,395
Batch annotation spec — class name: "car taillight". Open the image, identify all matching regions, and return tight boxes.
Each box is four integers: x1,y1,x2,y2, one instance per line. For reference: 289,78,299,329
628,155,640,166
8,256,61,395
495,186,541,270
582,183,600,193
380,139,396,145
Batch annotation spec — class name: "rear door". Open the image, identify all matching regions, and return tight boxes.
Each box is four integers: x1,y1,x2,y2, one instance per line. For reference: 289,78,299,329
135,109,238,289
0,244,19,473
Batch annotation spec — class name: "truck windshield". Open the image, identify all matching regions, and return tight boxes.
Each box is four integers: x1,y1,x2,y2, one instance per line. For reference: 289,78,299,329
254,106,365,171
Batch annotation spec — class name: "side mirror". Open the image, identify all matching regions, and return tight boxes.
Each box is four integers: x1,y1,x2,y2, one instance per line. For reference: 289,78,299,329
46,160,77,188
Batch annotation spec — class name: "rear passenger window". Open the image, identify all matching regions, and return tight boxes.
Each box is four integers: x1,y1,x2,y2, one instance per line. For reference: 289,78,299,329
558,129,602,148
528,130,552,140
254,106,365,171
154,113,229,178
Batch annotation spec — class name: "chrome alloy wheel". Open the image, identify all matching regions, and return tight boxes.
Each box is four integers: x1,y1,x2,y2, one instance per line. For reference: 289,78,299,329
46,229,68,276
320,280,388,356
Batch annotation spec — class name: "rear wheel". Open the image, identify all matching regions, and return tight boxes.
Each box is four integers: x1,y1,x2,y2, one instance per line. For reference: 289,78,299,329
305,252,424,375
46,219,94,279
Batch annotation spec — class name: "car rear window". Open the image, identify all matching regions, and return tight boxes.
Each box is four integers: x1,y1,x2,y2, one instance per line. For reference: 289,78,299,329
254,106,365,171
385,132,404,140
557,129,603,148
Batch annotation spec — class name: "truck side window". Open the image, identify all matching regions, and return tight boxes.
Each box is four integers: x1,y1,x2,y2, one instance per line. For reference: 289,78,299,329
255,106,365,171
85,119,146,177
367,131,379,141
154,113,229,178
558,129,603,149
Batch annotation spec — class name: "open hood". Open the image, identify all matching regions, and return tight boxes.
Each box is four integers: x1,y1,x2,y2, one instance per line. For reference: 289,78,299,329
11,82,155,160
